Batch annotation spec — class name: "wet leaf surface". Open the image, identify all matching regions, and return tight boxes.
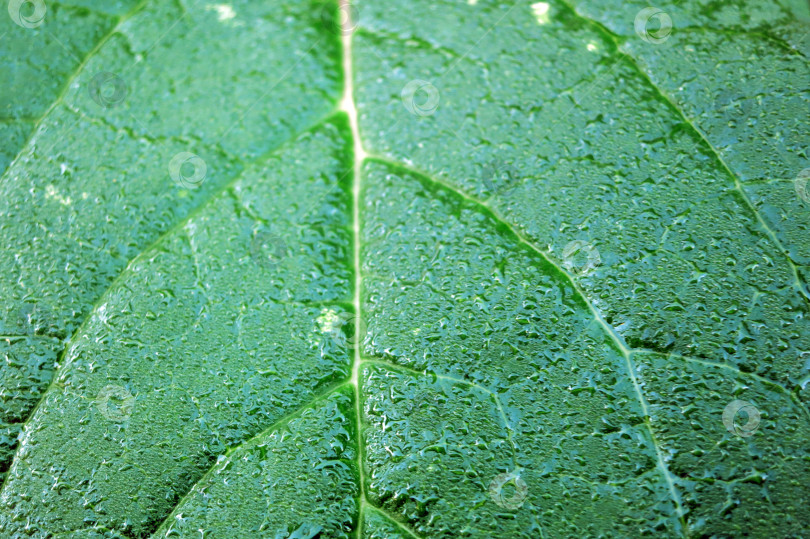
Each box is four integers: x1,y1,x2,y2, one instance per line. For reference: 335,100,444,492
0,0,808,537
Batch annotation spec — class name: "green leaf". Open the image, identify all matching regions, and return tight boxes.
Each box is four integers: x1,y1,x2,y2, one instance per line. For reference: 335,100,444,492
1,0,809,537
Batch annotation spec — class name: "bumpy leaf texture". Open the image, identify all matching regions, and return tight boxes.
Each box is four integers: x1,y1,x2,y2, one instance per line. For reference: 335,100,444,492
0,0,809,537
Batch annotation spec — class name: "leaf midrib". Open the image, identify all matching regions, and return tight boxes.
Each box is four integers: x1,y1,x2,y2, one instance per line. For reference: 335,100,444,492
338,2,375,535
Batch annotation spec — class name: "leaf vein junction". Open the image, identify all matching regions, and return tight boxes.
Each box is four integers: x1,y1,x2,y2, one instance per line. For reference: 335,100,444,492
365,153,690,534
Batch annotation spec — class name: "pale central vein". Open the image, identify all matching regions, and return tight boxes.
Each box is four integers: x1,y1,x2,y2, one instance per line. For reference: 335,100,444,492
338,1,369,534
